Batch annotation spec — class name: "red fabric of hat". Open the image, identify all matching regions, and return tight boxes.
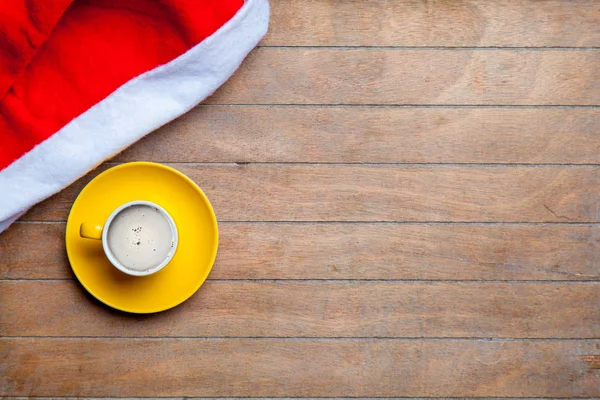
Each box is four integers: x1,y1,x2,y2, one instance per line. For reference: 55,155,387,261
0,0,269,232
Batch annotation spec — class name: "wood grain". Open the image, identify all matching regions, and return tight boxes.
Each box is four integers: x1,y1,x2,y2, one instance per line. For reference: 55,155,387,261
22,165,600,222
1,338,598,397
206,49,600,105
265,0,600,47
2,222,598,281
2,281,598,338
583,355,600,369
116,106,600,164
0,223,72,280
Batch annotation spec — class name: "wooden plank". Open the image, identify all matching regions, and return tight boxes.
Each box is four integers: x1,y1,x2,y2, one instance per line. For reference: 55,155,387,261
116,107,600,164
22,165,600,222
1,281,598,338
206,49,600,105
1,338,598,397
265,0,600,47
0,223,72,280
583,355,600,369
2,222,598,281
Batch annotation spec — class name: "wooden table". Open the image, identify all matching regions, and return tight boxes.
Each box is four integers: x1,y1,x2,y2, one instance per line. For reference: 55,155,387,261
1,0,599,397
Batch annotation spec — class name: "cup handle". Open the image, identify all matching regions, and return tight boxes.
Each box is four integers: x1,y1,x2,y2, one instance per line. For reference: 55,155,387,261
80,223,103,240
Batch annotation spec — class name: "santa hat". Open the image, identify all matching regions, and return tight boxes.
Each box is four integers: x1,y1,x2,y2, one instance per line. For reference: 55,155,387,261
0,0,269,233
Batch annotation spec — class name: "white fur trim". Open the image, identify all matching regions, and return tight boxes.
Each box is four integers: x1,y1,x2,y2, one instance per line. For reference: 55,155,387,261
0,0,269,232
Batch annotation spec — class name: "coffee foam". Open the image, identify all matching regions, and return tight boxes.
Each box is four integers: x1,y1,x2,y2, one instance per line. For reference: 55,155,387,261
106,204,174,272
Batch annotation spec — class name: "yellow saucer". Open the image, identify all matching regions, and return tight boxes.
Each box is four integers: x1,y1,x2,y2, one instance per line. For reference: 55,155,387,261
66,162,218,313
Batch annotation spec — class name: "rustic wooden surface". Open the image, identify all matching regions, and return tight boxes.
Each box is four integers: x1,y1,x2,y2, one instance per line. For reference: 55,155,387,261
1,0,599,398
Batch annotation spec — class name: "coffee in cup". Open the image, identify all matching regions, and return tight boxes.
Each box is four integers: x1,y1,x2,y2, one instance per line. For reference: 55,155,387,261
80,201,178,276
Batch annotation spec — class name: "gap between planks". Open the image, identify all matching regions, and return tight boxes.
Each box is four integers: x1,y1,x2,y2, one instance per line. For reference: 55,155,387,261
258,46,600,50
195,104,600,108
2,337,599,341
14,221,600,225
104,162,600,167
3,279,599,284
2,398,598,400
